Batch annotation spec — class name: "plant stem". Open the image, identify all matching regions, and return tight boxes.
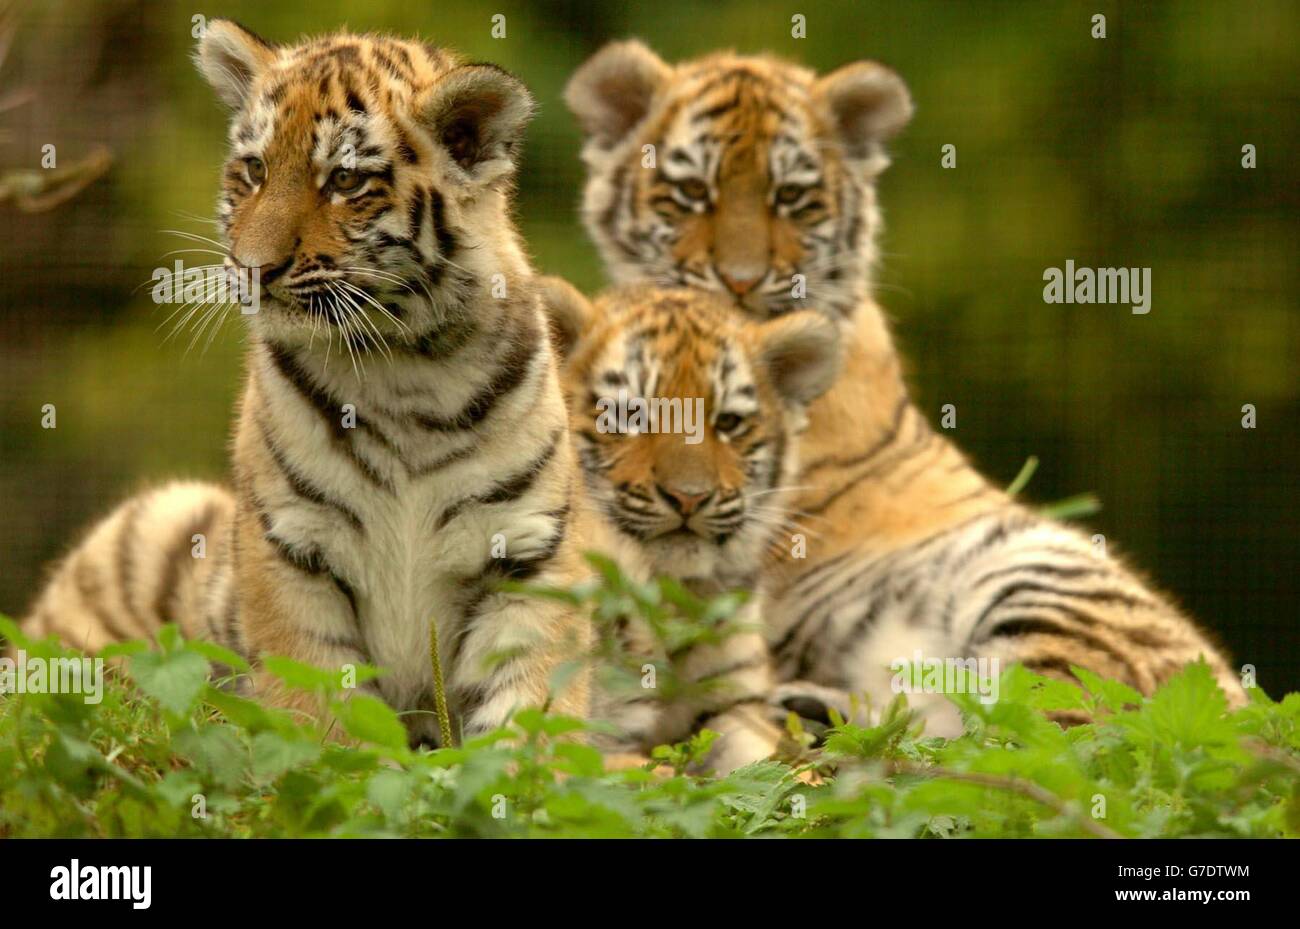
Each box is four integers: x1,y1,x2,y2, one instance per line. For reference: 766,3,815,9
429,616,454,748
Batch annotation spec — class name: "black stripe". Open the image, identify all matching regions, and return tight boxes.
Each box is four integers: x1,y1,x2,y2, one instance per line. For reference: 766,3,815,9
781,562,888,660
942,512,1038,579
261,529,360,619
973,561,1108,589
428,188,457,257
802,418,930,517
1010,598,1171,650
690,696,767,733
974,615,1139,681
600,165,639,260
803,395,908,476
408,443,477,478
692,90,742,122
256,415,365,533
263,530,327,576
220,575,240,651
844,179,864,253
264,341,391,489
72,558,134,641
408,186,425,240
414,324,540,432
692,654,767,685
786,548,859,595
1020,656,1081,680
970,580,1150,640
407,316,477,360
153,501,219,627
114,500,143,628
437,429,562,530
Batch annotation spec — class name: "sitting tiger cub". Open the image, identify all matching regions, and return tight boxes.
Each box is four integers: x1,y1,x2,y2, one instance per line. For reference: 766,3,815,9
541,280,840,772
24,23,594,745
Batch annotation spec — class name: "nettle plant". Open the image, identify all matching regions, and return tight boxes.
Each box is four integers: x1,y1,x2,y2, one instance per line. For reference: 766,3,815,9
0,565,1296,838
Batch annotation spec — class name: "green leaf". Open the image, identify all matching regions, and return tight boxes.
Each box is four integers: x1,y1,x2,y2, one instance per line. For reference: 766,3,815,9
330,695,408,751
251,730,321,781
0,614,26,647
263,656,345,692
1070,664,1143,713
366,768,411,821
99,640,149,659
188,640,251,673
130,648,210,715
173,724,248,790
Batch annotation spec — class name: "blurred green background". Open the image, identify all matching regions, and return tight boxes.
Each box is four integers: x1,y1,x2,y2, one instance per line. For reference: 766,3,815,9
1,0,1296,691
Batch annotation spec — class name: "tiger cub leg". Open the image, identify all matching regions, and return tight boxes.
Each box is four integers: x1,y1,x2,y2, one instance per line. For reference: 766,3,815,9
446,585,592,740
671,602,783,774
233,504,378,733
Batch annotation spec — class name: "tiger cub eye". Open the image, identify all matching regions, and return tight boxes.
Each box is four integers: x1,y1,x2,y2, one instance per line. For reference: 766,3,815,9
677,178,709,201
244,157,266,185
715,412,744,433
330,167,363,193
774,183,804,205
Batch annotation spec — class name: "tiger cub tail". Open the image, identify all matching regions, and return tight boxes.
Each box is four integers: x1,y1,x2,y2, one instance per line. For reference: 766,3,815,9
20,481,238,655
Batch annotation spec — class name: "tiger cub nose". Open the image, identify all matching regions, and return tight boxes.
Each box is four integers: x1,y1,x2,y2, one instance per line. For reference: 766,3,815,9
717,268,762,297
657,484,712,517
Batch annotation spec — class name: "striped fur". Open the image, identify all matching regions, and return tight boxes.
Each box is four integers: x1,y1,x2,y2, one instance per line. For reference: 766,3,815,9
566,43,1246,731
24,24,593,746
199,23,595,744
566,42,910,320
543,279,840,771
22,481,240,657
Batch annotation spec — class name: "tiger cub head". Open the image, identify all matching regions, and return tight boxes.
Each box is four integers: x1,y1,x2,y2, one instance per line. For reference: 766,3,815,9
542,279,840,585
565,43,912,320
193,21,534,347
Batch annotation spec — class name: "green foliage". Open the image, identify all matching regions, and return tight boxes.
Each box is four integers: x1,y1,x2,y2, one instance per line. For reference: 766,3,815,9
1,587,1296,838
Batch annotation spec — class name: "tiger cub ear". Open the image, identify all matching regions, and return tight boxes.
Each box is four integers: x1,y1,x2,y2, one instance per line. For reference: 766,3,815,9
754,311,842,406
813,61,913,160
194,19,278,109
565,40,671,147
422,64,535,184
538,276,596,358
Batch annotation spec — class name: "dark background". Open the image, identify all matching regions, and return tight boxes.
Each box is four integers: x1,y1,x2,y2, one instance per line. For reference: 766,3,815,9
1,0,1296,693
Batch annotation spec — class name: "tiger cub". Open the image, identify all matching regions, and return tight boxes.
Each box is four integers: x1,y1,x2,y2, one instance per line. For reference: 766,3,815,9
540,279,840,772
24,23,595,745
564,42,1246,730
